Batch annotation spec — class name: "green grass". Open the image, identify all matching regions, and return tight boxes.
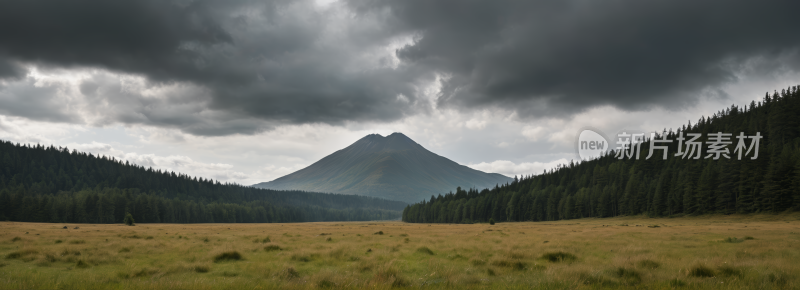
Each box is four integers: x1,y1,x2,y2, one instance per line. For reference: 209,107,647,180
1,214,799,289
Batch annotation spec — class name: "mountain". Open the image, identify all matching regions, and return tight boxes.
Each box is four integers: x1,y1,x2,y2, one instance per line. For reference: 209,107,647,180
253,133,513,203
0,140,407,223
403,85,800,223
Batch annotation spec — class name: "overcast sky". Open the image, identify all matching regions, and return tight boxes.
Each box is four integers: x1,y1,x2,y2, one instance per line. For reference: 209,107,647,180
1,0,799,185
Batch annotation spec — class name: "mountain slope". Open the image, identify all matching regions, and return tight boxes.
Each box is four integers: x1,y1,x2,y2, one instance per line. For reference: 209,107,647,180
253,133,512,203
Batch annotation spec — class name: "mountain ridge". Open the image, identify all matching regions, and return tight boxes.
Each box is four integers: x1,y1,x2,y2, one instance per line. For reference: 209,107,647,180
253,133,512,203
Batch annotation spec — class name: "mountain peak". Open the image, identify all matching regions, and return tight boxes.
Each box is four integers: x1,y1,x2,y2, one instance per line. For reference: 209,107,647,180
358,132,411,139
352,132,420,152
254,132,512,203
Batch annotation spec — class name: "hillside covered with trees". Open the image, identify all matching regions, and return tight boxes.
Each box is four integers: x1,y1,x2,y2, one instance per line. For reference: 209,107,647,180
0,141,407,223
403,85,800,223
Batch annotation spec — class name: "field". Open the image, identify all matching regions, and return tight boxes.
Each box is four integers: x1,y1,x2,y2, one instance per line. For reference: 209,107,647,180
1,215,799,289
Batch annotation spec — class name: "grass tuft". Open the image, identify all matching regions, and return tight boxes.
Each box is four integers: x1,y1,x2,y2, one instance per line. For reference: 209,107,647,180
6,249,38,260
194,265,210,273
669,278,686,287
637,259,660,269
529,264,546,271
132,268,159,277
491,259,526,270
373,231,384,235
373,266,408,287
723,237,743,243
447,254,466,260
264,245,282,252
613,267,642,285
221,271,238,277
391,276,409,287
69,240,86,244
75,260,90,268
767,272,788,285
281,267,300,279
317,278,336,288
416,246,434,255
11,237,21,242
213,251,243,262
291,253,318,262
718,265,744,278
688,264,715,277
578,271,617,287
60,249,80,256
541,251,577,262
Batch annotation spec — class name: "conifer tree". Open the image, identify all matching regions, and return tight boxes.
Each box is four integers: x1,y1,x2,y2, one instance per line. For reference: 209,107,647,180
124,212,135,226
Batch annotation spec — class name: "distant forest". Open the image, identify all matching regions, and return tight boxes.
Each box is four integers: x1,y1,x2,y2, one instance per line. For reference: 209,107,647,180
403,85,800,223
0,141,406,223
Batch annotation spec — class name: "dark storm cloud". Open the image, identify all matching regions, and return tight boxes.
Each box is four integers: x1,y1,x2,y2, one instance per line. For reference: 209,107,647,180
353,0,800,115
0,0,231,80
0,0,425,135
1,0,799,135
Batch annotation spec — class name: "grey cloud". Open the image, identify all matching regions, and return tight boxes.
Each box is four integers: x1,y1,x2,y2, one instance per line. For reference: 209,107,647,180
0,77,82,122
356,0,800,115
0,0,231,78
0,0,426,135
1,0,800,135
0,0,424,135
76,72,275,136
0,58,25,79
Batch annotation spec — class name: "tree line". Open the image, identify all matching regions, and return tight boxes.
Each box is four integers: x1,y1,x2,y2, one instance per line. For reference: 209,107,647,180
403,85,800,223
0,140,406,223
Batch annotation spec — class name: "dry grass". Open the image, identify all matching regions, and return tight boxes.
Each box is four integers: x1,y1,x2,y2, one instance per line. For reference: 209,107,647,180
0,213,799,289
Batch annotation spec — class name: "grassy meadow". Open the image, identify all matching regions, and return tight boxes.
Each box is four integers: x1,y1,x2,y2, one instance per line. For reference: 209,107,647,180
1,214,799,289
